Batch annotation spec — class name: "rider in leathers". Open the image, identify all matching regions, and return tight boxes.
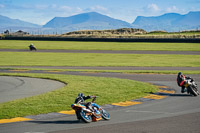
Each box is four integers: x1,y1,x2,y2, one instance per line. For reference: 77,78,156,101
74,93,100,120
75,93,93,107
177,72,193,93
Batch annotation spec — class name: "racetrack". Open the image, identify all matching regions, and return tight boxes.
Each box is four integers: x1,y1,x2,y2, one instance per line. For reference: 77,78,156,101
0,71,200,133
0,49,200,133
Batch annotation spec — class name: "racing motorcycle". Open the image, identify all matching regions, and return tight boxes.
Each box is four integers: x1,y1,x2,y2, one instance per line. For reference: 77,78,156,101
71,96,110,123
29,45,37,51
184,79,199,96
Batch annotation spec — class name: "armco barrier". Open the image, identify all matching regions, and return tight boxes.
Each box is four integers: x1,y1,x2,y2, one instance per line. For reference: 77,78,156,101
2,36,200,43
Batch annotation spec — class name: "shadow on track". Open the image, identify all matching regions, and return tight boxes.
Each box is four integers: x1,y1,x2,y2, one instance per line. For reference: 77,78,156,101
28,120,82,124
156,92,194,97
169,94,195,97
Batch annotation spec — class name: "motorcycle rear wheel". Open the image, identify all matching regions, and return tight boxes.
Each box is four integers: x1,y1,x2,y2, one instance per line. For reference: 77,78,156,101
188,86,198,96
80,110,92,123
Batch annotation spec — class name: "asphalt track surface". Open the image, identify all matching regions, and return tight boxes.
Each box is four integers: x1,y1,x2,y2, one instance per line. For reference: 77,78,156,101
0,49,200,133
0,76,65,103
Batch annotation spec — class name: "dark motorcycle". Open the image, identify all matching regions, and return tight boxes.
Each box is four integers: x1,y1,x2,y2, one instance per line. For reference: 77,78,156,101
71,96,110,123
184,79,199,96
29,45,37,51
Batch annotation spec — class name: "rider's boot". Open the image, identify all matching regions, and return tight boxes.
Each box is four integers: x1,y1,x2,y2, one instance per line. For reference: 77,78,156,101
181,87,186,93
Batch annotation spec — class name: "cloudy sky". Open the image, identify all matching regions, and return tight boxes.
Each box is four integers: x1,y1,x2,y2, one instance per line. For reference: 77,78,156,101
0,0,200,25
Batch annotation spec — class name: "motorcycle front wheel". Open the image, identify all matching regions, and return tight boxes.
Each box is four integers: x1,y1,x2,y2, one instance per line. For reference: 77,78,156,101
100,109,110,120
80,110,92,123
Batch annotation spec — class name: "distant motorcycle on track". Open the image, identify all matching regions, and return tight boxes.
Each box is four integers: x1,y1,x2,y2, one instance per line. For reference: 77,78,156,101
29,43,37,51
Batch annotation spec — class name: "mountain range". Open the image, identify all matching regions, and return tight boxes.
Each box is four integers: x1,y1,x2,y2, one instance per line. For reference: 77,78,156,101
133,11,200,32
43,12,133,29
0,15,41,31
0,11,200,34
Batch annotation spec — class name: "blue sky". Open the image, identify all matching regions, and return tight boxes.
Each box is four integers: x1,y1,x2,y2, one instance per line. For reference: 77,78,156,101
0,0,200,25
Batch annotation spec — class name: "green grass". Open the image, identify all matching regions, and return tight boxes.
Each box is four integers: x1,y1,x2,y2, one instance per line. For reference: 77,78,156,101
0,73,158,119
0,52,200,67
0,40,200,51
0,40,199,119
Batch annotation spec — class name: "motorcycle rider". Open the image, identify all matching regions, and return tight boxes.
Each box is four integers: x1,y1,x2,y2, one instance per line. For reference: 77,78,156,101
74,93,93,106
177,72,193,93
74,93,100,119
29,43,36,51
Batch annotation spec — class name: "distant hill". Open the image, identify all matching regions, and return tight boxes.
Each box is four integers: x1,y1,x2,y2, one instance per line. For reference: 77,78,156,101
132,11,200,32
43,12,134,32
175,11,200,26
1,11,200,34
0,15,41,30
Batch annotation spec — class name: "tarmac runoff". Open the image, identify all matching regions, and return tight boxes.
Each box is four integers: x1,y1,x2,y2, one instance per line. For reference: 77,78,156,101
0,84,175,124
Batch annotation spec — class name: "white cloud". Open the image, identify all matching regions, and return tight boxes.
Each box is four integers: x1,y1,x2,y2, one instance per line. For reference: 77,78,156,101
56,6,83,17
49,5,82,14
90,5,108,12
147,4,160,12
84,5,108,13
166,6,179,12
60,6,72,11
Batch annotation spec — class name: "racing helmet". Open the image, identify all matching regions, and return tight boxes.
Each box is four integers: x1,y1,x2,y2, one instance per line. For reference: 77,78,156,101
178,72,183,78
78,93,84,97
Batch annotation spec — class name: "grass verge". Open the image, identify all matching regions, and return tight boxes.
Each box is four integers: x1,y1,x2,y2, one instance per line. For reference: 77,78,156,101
0,52,200,67
0,40,200,51
0,73,158,119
